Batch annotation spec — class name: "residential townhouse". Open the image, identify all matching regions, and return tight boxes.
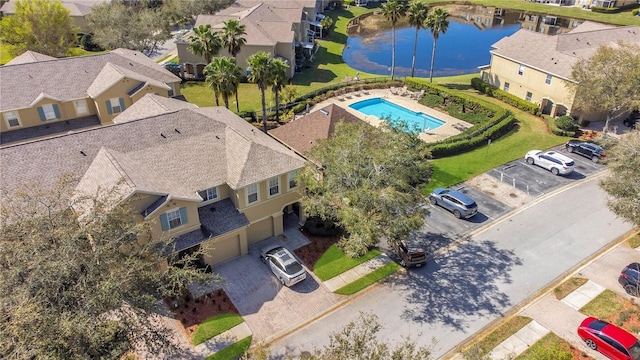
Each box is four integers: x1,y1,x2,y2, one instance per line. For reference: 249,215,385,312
177,0,323,79
480,21,640,122
0,94,307,266
0,48,182,145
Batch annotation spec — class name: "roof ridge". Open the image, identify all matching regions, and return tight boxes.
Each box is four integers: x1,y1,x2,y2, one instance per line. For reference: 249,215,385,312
101,147,137,189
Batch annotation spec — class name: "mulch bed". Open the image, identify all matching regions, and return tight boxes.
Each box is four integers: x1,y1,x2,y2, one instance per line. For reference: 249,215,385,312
293,227,341,269
165,289,240,342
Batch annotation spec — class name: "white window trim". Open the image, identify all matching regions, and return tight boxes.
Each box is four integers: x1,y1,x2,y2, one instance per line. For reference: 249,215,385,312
75,99,89,115
4,111,21,128
288,171,298,189
246,183,259,204
268,176,280,197
518,64,524,76
545,74,552,85
525,92,533,102
206,187,218,201
42,104,57,120
166,209,182,229
109,98,123,113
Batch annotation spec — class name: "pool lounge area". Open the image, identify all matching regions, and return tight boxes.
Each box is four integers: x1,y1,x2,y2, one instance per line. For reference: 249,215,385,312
307,87,473,143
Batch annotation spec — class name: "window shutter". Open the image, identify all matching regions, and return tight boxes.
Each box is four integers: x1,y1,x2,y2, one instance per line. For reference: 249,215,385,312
179,207,188,224
160,214,169,231
106,100,113,114
37,107,46,121
119,98,126,111
53,104,60,118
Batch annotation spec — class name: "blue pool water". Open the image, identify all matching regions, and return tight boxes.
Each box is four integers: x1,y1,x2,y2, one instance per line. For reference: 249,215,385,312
349,98,445,132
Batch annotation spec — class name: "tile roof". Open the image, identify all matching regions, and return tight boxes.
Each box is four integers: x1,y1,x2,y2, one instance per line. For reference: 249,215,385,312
0,49,180,112
490,21,640,80
4,51,56,65
0,103,306,204
113,94,197,124
269,103,361,154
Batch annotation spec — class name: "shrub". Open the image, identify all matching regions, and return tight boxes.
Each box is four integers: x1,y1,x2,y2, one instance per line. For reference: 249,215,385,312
590,6,620,13
632,9,639,16
544,115,576,137
471,77,539,114
303,217,341,236
555,115,579,132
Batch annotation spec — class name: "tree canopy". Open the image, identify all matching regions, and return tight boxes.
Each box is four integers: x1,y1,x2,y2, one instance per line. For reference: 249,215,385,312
300,121,432,257
0,175,217,359
600,129,640,227
0,0,77,57
569,42,640,132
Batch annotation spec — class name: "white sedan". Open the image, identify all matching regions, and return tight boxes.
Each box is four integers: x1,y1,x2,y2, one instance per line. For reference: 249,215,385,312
525,150,575,175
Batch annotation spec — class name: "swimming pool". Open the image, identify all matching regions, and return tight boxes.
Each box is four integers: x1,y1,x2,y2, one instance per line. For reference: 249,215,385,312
349,98,445,132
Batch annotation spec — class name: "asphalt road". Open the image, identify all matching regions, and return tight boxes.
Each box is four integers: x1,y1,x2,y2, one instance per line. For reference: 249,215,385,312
269,174,634,358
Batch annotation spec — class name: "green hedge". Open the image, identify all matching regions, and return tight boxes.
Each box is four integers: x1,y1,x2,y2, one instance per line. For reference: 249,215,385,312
405,78,517,158
471,77,539,115
632,9,639,16
590,6,620,13
543,115,576,137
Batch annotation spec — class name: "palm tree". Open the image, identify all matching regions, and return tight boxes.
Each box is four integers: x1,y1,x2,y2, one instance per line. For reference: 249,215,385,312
187,24,221,64
268,58,289,122
426,8,450,83
381,0,407,80
247,52,274,133
221,19,247,57
408,0,429,78
204,57,242,110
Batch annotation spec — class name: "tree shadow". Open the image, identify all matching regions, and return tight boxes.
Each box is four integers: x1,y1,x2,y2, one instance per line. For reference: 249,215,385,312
396,239,522,331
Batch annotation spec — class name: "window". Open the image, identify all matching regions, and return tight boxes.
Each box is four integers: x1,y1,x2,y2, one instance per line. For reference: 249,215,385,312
288,171,297,189
518,65,525,76
167,85,174,97
4,111,20,127
545,74,552,85
525,92,533,102
107,98,125,114
247,183,258,204
38,104,59,121
160,207,188,230
75,100,88,115
205,187,218,201
503,82,510,92
268,176,279,196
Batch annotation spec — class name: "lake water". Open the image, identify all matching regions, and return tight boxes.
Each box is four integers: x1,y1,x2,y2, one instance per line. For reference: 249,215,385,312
342,7,582,77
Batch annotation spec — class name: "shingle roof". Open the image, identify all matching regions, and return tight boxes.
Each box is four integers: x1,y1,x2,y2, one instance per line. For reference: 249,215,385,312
113,94,197,123
490,21,640,80
0,103,306,204
0,49,180,112
269,103,361,154
4,51,56,65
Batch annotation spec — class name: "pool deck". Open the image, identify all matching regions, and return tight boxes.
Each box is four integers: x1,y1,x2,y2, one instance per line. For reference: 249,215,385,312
308,88,473,143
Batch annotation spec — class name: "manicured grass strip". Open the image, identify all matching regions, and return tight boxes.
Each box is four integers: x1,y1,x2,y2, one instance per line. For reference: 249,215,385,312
628,233,640,249
580,289,624,319
193,313,244,346
515,332,574,360
313,245,381,281
554,277,588,300
464,316,533,358
334,262,401,295
205,336,252,360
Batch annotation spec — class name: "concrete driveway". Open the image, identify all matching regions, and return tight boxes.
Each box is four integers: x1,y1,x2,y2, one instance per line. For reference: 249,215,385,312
212,215,344,342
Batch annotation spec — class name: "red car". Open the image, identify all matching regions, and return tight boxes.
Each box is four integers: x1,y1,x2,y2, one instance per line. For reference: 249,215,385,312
577,317,640,360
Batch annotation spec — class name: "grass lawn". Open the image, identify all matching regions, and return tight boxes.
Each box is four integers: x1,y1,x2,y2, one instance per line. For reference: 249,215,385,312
628,233,640,248
335,262,401,295
313,245,381,281
205,336,252,360
580,289,624,319
192,313,244,346
515,332,574,359
554,277,588,300
464,316,533,358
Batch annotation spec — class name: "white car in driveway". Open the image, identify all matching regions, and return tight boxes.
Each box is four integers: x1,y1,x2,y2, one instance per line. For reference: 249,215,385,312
260,245,306,287
525,150,575,175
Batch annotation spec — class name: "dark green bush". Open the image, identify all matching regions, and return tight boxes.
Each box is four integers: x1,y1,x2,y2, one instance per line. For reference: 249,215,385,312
555,115,579,132
632,9,639,16
590,6,619,13
471,77,539,115
544,115,576,137
303,217,341,236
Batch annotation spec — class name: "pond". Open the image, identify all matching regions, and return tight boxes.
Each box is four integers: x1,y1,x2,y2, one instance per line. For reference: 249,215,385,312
342,5,583,77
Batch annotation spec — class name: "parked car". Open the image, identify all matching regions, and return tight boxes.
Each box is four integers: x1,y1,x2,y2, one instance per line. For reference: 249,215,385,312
577,317,640,360
429,188,478,219
619,262,640,297
565,140,606,163
260,245,306,287
525,150,575,175
623,110,640,129
391,240,428,268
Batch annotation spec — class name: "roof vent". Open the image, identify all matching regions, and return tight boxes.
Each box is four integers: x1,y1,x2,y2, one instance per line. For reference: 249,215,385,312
80,150,87,156
160,133,166,138
174,128,181,134
129,62,133,66
216,135,220,139
320,109,329,115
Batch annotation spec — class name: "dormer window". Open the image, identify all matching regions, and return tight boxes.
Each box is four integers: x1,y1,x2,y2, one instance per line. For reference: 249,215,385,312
518,65,525,76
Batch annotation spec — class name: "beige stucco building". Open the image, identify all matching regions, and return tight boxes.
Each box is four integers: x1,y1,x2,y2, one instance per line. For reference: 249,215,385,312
480,21,640,122
176,0,323,79
0,95,307,266
0,48,182,144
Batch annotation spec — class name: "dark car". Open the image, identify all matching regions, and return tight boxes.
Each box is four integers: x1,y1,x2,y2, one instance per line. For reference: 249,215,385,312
565,140,606,163
429,188,478,219
619,262,640,297
577,317,640,360
391,241,428,268
624,111,640,129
